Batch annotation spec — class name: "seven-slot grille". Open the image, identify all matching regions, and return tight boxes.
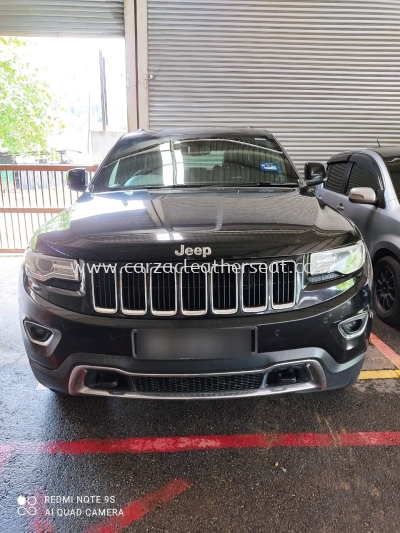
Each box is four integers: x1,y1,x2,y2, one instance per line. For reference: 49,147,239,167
90,261,296,315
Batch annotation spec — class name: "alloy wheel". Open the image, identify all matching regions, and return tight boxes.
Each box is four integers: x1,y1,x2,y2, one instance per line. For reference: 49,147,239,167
375,265,396,312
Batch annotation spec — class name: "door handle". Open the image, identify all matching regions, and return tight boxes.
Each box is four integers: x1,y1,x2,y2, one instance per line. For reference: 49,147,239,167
336,204,344,211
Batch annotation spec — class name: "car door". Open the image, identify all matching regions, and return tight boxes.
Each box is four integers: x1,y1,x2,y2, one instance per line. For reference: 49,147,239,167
317,156,350,214
339,153,382,247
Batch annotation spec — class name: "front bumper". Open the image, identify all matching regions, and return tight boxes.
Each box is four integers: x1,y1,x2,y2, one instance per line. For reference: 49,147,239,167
20,272,372,398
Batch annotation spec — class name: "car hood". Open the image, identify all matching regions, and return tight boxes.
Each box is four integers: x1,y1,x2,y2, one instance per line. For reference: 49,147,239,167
30,189,358,261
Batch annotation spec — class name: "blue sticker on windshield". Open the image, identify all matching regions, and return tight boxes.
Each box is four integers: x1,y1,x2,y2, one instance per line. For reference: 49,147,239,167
260,162,280,172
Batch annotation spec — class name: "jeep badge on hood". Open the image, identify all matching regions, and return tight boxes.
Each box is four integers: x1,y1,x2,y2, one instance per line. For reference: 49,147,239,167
174,245,212,258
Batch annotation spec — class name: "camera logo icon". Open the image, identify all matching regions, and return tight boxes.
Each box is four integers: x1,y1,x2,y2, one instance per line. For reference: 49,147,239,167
17,495,37,516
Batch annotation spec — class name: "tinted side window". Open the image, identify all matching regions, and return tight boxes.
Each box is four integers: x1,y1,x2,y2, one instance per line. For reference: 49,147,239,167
384,158,400,201
346,163,379,194
325,162,347,193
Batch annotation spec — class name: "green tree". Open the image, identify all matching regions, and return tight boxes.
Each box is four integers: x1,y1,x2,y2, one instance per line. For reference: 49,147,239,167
0,38,59,156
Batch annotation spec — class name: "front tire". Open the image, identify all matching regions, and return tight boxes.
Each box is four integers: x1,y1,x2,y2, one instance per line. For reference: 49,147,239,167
373,256,400,325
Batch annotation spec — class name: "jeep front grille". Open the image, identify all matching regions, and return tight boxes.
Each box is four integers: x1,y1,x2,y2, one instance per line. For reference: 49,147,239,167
90,260,296,316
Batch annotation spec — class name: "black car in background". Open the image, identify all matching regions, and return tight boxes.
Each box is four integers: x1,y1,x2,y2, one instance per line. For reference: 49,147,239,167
19,128,372,399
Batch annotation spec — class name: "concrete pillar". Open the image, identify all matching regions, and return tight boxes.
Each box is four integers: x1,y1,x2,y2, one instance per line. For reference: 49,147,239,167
124,0,138,131
136,0,149,129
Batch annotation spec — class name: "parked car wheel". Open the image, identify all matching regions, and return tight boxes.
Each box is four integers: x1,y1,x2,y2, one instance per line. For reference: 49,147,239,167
373,256,400,325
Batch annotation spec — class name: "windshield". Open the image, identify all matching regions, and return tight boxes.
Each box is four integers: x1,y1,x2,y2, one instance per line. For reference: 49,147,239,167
91,135,300,192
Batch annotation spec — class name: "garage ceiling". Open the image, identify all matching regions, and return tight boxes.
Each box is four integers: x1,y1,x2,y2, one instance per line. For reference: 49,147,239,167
0,0,124,37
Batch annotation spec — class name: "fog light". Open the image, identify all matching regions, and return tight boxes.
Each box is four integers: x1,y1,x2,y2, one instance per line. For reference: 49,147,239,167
32,327,49,341
338,312,368,339
24,320,54,346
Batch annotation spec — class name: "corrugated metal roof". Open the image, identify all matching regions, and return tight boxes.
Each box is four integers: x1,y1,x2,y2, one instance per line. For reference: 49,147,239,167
147,0,400,170
0,0,124,37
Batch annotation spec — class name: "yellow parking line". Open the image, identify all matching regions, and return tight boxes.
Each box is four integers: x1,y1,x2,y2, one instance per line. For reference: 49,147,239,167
370,333,400,370
359,369,400,380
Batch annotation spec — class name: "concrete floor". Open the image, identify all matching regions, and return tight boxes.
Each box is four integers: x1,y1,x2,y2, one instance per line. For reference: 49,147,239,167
1,256,400,533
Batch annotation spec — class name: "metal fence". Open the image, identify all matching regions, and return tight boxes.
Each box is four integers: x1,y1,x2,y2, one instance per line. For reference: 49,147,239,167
0,165,98,253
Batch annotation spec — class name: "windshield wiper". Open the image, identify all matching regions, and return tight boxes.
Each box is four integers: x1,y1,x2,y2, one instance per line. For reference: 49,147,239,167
161,182,299,189
108,185,166,191
108,184,243,191
107,182,299,192
243,181,298,187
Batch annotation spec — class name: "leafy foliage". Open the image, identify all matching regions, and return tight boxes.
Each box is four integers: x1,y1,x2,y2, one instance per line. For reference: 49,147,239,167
0,38,59,155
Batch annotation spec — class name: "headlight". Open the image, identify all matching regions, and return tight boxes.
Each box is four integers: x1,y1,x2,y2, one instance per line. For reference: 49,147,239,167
24,250,79,282
309,242,365,280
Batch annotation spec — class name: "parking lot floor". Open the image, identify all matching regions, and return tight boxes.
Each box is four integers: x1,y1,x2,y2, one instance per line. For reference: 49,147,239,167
2,257,400,532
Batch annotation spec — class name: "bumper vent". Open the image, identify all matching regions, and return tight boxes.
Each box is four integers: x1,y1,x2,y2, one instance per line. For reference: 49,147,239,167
131,373,262,393
271,260,296,308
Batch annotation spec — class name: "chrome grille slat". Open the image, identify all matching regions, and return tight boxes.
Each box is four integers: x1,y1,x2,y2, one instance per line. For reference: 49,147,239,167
150,268,178,316
271,260,296,309
91,266,118,314
91,260,296,315
242,263,268,312
181,270,207,315
120,268,147,315
211,269,238,314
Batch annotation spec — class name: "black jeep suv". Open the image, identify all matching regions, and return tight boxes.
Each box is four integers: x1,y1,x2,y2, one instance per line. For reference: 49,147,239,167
19,128,372,399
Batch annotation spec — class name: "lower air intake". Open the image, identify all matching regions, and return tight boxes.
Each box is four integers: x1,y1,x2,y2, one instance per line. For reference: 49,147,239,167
131,373,262,393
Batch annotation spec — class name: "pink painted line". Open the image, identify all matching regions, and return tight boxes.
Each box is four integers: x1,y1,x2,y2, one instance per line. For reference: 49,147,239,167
43,434,272,455
84,479,192,533
339,432,400,447
3,432,400,461
5,434,270,456
370,332,400,370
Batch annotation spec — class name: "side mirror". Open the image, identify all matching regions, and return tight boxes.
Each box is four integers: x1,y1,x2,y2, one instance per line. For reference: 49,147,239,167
348,187,377,205
304,162,326,187
67,168,88,192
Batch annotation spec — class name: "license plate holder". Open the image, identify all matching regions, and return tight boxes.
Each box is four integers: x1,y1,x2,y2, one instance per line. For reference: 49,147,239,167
133,328,255,360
